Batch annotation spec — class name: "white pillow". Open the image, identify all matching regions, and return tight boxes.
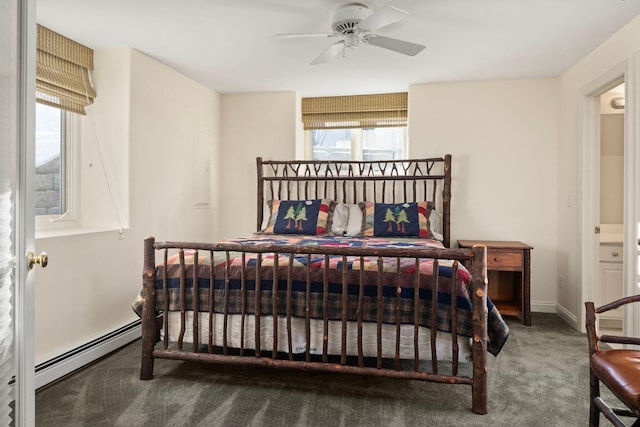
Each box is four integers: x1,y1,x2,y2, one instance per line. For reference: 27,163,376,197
331,203,350,235
331,203,363,236
344,204,363,236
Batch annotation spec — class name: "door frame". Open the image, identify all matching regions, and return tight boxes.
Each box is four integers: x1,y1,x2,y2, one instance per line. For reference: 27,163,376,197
628,53,640,337
579,55,640,338
14,0,36,424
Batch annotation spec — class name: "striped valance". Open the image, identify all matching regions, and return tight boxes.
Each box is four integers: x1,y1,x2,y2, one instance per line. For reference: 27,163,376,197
36,25,96,115
301,92,407,130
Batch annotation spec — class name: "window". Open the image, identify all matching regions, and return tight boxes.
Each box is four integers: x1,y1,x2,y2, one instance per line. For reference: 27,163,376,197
35,103,78,224
302,92,408,161
35,103,64,216
34,24,95,232
309,127,406,161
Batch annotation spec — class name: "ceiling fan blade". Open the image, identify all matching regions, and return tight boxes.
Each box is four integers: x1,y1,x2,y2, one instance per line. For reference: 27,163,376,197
357,6,409,31
311,41,344,65
275,33,335,39
364,35,425,56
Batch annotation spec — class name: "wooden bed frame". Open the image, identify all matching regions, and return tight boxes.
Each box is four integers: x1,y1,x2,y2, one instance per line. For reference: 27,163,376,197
140,155,491,414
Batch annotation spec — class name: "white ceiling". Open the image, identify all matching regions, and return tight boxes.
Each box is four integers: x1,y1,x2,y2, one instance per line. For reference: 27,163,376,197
36,0,640,97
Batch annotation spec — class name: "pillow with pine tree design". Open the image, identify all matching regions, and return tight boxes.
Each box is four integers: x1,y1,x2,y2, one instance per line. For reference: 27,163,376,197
261,199,336,235
358,201,433,238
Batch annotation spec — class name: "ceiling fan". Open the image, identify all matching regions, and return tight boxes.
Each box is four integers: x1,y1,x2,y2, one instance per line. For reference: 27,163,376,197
276,3,426,65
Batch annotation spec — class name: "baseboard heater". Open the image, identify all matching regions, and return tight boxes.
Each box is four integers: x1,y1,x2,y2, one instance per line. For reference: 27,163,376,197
34,320,141,390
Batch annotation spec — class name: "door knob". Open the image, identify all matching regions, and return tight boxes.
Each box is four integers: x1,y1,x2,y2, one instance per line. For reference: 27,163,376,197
27,251,48,270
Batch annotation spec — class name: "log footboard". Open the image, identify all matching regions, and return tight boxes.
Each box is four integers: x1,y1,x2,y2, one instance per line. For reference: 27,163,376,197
139,236,490,414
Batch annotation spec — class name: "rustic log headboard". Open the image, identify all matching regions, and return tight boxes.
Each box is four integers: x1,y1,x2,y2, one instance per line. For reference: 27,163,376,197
256,155,452,247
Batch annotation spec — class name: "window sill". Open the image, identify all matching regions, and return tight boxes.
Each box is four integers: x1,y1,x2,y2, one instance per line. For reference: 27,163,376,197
36,226,123,240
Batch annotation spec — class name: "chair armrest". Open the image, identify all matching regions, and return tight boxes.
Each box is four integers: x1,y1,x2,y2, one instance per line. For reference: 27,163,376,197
596,295,640,313
600,335,640,347
586,295,640,355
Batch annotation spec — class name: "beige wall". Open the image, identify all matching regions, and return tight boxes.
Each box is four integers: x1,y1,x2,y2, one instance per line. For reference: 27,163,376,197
220,92,297,239
79,49,131,230
35,48,221,363
408,79,560,310
128,49,222,243
556,14,640,324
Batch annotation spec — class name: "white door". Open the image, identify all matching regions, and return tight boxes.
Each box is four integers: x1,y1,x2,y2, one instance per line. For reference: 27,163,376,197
2,0,37,425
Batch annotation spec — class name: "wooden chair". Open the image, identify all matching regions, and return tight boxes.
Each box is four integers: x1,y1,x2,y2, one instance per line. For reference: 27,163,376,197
586,295,640,427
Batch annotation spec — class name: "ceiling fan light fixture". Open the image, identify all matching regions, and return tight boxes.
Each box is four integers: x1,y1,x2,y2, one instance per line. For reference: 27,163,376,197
344,33,359,49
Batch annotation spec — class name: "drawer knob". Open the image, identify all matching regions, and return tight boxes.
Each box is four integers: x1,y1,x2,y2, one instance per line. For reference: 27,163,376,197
493,257,500,262
612,251,619,257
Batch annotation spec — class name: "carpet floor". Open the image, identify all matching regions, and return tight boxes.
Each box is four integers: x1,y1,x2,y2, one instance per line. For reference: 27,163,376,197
35,313,601,426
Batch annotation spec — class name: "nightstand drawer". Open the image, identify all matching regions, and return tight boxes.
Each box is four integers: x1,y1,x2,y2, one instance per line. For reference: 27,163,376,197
599,245,622,263
487,250,523,269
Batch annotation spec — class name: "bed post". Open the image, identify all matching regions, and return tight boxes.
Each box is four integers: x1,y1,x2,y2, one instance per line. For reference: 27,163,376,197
257,157,264,232
442,154,452,248
140,237,156,380
471,244,488,414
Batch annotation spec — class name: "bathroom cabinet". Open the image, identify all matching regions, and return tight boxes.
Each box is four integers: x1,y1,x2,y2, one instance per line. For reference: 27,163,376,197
598,243,623,324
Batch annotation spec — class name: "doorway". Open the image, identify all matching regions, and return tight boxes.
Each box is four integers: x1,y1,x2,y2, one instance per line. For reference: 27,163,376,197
596,84,625,335
579,56,640,339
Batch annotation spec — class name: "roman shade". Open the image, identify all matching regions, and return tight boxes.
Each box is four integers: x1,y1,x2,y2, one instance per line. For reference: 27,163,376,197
36,25,96,115
301,92,407,130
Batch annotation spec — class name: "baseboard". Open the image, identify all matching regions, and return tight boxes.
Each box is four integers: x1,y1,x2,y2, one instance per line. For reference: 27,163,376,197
35,320,141,390
555,303,579,330
531,301,557,314
532,301,582,331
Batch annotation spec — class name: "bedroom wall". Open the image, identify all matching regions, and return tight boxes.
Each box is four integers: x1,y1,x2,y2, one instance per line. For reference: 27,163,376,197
34,48,221,364
219,92,297,239
408,79,560,312
556,14,640,327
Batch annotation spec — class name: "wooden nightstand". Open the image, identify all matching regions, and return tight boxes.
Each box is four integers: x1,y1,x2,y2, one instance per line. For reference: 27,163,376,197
457,240,533,326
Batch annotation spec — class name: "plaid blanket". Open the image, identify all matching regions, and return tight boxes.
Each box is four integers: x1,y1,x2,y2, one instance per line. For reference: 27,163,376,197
135,235,509,355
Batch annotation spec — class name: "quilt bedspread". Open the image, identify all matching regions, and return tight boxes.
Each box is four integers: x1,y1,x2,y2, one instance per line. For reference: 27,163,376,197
135,235,509,356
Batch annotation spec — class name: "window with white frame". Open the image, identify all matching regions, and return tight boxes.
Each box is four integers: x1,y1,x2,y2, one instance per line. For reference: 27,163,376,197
35,103,64,216
35,25,95,230
302,92,408,161
309,127,406,161
35,103,78,223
